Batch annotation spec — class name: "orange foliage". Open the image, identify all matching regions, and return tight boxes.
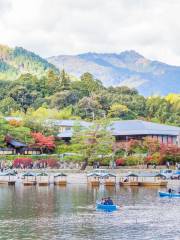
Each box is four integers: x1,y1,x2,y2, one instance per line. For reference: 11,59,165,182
9,119,22,127
31,132,55,150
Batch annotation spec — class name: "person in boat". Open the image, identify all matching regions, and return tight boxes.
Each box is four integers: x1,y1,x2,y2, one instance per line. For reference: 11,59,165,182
103,198,108,205
124,177,128,182
101,198,105,204
106,197,114,205
168,188,175,194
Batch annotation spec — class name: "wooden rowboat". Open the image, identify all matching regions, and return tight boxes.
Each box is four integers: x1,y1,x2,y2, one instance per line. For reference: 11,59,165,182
119,181,139,186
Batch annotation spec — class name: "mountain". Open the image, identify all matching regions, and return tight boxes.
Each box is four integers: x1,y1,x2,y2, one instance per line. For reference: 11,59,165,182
48,51,180,96
0,44,58,80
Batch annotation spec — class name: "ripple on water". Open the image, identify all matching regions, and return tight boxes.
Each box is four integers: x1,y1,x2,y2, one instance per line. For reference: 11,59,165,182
0,185,180,240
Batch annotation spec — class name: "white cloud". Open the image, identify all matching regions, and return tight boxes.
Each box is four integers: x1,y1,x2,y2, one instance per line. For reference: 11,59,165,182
0,0,180,65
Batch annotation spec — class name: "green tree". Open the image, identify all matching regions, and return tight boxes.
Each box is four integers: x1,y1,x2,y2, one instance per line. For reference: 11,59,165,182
59,69,71,91
75,96,103,120
80,72,103,95
0,117,32,147
69,121,114,169
0,97,20,115
9,85,38,113
108,103,129,118
50,91,79,110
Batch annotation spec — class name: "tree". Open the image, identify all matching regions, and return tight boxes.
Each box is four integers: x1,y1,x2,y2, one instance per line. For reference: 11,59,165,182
0,97,20,115
143,137,160,155
9,85,38,113
80,72,103,95
47,70,60,94
76,96,103,120
31,132,55,152
50,91,79,110
146,97,171,123
108,103,129,118
0,117,32,147
24,107,59,134
59,69,71,91
69,121,115,169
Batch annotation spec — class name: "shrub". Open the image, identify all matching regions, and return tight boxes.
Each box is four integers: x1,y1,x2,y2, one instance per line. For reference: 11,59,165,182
145,152,162,165
38,159,59,168
125,155,144,166
116,158,125,166
162,155,180,164
13,158,33,168
115,149,126,158
62,155,84,163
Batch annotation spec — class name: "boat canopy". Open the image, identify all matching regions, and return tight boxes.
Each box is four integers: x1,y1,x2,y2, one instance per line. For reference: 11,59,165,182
126,172,166,178
101,173,116,178
0,170,17,176
54,173,67,177
37,172,48,177
126,173,139,178
22,172,36,177
87,173,101,178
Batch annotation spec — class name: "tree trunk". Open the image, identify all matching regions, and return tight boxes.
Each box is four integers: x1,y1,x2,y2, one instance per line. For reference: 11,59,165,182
80,158,88,170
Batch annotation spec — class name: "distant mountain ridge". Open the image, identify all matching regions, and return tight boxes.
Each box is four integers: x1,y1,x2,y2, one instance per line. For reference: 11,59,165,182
48,51,180,96
0,44,179,96
0,44,58,80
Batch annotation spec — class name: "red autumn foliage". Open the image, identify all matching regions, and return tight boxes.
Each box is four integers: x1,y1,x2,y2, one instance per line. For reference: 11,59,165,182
38,159,59,168
145,155,153,163
115,158,125,166
13,158,33,168
160,144,180,156
143,137,160,154
31,132,55,150
115,139,140,152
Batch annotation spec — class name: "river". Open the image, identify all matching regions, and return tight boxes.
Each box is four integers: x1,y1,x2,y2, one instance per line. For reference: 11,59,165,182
0,184,180,240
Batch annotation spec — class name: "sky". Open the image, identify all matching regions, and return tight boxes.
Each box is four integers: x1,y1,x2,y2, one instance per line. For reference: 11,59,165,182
0,0,180,65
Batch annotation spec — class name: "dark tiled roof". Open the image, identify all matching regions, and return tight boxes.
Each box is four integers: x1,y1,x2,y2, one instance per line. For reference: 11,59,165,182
8,139,27,147
46,119,92,128
110,120,180,136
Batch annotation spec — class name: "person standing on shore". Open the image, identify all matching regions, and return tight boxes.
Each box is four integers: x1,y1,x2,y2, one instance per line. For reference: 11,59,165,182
166,161,170,169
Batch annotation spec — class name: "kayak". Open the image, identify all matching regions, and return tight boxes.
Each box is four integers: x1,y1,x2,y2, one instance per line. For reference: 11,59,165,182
96,203,119,212
159,191,180,198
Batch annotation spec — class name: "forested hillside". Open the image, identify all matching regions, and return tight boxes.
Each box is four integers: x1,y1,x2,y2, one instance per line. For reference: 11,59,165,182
0,71,179,126
0,44,58,80
0,44,179,126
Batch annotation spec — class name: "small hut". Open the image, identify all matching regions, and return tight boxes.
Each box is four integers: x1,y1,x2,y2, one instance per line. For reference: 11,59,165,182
87,173,100,187
0,170,17,185
22,172,37,186
138,173,167,186
54,173,67,186
36,172,50,186
103,173,116,186
119,173,139,186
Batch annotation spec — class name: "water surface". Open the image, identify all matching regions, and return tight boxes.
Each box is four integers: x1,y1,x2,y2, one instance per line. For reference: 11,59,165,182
0,184,180,240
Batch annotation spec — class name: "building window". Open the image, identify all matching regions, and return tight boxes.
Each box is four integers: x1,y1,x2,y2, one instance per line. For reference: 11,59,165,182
162,136,167,144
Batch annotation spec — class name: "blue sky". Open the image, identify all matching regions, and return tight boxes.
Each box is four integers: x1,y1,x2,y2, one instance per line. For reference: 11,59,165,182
0,0,180,65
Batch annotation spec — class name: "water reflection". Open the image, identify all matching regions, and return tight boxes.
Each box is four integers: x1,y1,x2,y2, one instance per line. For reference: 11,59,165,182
0,184,180,240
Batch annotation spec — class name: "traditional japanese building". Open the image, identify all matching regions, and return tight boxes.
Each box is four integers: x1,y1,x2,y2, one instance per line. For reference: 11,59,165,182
0,136,41,155
55,119,180,146
47,119,92,142
110,120,180,145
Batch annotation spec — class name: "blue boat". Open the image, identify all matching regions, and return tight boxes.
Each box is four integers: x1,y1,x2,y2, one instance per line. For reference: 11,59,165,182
96,203,119,212
159,191,180,198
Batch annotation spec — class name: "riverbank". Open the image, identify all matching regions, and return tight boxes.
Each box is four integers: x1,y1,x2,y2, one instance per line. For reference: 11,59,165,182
2,167,180,186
